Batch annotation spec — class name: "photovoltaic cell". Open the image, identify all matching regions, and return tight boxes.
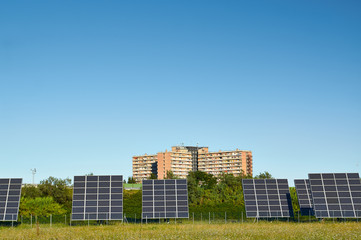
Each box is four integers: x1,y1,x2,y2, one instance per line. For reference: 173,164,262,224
0,178,22,221
142,179,189,219
242,179,293,218
71,175,123,221
294,179,314,216
308,173,361,218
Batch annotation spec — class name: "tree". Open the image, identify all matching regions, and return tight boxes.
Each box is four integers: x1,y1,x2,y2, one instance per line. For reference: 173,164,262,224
127,177,136,184
255,171,273,179
21,184,42,199
149,173,157,179
37,177,73,212
19,197,66,218
165,170,178,179
289,187,300,215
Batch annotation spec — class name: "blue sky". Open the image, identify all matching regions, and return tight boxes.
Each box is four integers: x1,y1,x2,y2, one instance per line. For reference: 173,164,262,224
1,1,360,185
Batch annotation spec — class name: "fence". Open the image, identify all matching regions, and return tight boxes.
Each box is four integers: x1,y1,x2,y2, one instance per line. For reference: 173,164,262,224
2,211,360,227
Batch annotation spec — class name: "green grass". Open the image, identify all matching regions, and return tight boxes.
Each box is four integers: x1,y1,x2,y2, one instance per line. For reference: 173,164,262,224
0,222,360,239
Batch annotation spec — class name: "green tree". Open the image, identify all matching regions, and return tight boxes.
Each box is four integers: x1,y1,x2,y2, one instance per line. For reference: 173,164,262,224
19,197,66,217
255,171,273,179
149,173,157,179
127,177,136,184
289,187,300,216
165,170,178,179
21,184,42,199
37,176,73,212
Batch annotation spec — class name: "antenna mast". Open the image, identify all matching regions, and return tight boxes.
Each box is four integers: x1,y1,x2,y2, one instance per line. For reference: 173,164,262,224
30,168,37,185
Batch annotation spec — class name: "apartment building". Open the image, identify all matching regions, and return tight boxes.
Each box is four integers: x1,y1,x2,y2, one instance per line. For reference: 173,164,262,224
132,154,158,183
198,148,252,178
132,146,253,182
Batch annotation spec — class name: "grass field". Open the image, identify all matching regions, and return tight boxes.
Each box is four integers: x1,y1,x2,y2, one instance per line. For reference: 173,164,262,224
0,222,360,240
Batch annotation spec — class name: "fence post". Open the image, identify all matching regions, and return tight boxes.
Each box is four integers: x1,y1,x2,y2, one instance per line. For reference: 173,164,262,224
88,213,90,226
241,212,243,223
201,213,202,222
11,215,13,227
192,212,194,224
209,212,210,224
213,212,214,222
135,213,136,224
65,214,67,225
146,216,147,224
298,212,299,223
31,214,33,228
225,212,227,224
50,214,52,227
21,215,23,225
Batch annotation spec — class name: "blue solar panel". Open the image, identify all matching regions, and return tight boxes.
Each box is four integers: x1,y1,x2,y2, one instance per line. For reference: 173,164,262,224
0,178,22,221
243,179,293,218
142,179,189,219
71,175,123,221
294,179,314,216
308,173,361,218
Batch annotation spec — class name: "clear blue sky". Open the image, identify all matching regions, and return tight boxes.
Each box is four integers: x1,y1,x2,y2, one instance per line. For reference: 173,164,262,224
1,1,360,185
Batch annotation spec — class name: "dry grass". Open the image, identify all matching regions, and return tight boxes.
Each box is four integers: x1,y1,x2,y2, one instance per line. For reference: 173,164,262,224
0,222,360,240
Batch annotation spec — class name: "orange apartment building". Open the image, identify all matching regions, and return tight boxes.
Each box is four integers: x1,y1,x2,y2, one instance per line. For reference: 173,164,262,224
198,148,252,178
132,146,253,183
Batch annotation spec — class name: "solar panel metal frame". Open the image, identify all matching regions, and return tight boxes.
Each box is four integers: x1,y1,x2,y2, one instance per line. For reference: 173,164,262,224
294,179,314,216
71,175,123,221
142,179,189,219
242,179,293,218
0,178,22,221
308,173,361,218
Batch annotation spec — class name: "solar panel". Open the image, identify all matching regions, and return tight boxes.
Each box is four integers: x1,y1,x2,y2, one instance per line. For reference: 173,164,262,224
71,175,123,221
308,173,361,218
242,179,293,218
142,179,189,219
0,178,22,221
294,179,314,216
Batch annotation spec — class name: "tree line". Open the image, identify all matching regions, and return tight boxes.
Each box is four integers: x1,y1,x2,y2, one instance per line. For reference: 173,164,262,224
19,171,300,218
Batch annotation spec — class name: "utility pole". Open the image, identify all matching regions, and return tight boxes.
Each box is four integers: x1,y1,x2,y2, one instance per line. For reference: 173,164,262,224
31,168,37,185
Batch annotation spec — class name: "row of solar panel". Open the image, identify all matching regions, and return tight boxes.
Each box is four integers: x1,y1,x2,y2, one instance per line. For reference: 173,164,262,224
73,188,122,194
73,182,122,188
143,180,187,185
74,176,123,182
143,212,188,218
143,185,187,190
72,194,122,200
143,196,188,202
142,201,188,206
143,190,187,196
0,179,22,184
73,200,122,206
72,213,123,220
72,207,122,213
